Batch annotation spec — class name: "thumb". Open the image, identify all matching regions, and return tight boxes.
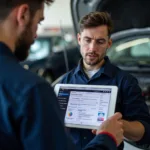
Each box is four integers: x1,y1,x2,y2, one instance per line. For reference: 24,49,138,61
109,112,122,121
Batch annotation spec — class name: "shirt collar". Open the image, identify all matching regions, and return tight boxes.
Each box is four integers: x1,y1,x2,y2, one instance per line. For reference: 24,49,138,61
74,56,115,78
74,59,84,75
102,56,115,78
0,42,19,62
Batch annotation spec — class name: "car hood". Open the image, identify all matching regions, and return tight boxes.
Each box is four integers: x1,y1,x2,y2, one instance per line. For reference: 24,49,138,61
71,0,150,34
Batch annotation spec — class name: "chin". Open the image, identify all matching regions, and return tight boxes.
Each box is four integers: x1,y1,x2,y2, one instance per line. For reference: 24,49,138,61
85,59,99,65
85,61,97,66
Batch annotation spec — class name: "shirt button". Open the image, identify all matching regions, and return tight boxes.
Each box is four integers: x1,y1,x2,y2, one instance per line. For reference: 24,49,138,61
84,137,87,140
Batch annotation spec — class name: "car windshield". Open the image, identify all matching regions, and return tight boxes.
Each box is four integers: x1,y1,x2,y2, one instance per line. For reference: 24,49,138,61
27,37,51,61
107,37,150,66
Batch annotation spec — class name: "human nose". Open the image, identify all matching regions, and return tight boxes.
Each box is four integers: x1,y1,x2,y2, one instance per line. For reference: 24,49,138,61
89,41,97,51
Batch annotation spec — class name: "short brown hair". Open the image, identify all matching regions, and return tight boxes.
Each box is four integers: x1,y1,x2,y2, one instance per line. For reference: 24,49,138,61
0,0,54,20
79,12,113,37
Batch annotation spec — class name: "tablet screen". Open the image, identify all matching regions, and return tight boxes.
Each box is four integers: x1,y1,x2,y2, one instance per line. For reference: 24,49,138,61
57,86,111,126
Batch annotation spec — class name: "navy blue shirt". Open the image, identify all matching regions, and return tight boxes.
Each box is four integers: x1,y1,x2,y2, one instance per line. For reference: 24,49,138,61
60,57,150,150
0,42,118,150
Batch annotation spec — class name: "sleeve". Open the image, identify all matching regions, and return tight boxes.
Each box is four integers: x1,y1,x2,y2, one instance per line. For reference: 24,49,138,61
83,134,117,150
19,82,75,150
122,75,150,144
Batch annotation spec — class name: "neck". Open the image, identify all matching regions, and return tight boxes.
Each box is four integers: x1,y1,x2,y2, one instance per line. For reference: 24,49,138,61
0,23,16,53
83,59,105,71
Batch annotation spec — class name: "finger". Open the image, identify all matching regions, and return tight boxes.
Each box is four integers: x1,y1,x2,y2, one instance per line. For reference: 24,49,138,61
118,121,123,127
92,129,97,134
121,129,124,134
110,112,122,120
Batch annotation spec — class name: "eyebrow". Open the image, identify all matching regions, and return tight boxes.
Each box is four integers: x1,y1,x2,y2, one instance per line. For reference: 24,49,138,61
84,36,106,41
84,36,91,39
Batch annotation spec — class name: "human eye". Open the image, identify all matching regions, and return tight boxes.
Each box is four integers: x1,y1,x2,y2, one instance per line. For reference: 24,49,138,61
84,38,91,43
38,20,44,25
97,39,106,45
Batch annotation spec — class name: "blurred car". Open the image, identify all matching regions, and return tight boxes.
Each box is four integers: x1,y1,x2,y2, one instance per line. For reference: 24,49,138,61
21,28,81,83
52,0,150,149
108,30,150,103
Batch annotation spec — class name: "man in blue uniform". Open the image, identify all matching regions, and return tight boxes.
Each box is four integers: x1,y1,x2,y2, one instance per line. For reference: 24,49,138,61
0,0,124,150
60,12,150,149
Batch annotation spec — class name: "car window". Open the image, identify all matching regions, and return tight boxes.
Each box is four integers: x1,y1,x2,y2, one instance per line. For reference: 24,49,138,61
52,35,77,52
107,37,150,64
52,36,65,52
27,38,51,61
131,42,150,57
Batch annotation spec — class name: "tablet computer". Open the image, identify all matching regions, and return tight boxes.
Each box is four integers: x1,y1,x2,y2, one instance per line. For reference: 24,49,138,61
54,84,118,129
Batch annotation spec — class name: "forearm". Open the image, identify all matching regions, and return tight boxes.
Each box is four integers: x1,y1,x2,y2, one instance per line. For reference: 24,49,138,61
122,120,145,141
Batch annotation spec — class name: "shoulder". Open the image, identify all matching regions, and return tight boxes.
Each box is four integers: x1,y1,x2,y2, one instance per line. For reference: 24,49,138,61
112,63,138,84
17,64,46,86
2,62,50,97
60,67,77,83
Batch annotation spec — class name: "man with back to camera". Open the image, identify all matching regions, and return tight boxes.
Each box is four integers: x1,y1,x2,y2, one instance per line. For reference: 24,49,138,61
60,11,150,149
0,0,124,149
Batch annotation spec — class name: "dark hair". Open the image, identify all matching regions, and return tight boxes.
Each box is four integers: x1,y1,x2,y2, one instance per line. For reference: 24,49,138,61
79,12,113,37
0,0,54,19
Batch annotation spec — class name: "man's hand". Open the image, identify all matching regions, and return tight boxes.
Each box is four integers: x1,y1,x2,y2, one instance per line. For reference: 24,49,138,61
119,119,145,141
92,112,124,146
